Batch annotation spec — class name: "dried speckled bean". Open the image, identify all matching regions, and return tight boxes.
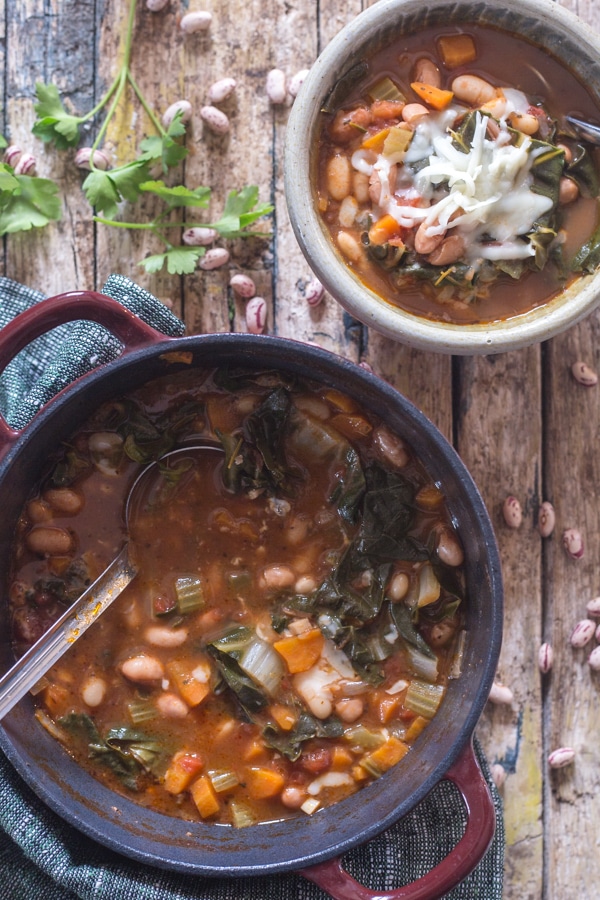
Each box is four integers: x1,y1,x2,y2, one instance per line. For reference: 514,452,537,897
180,10,212,32
3,145,22,167
200,105,230,134
230,273,256,299
182,227,218,246
146,0,170,10
548,747,575,769
162,100,192,128
74,147,110,171
305,278,325,307
538,642,553,674
570,619,596,648
488,681,513,706
246,296,267,334
14,154,37,176
199,247,230,270
288,68,310,99
563,528,584,559
571,360,598,386
502,495,522,529
208,78,237,104
490,763,507,789
587,596,600,617
588,646,600,671
266,68,287,105
538,501,555,538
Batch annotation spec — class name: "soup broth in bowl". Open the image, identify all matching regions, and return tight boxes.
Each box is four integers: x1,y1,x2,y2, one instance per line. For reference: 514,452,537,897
9,367,467,827
285,0,600,353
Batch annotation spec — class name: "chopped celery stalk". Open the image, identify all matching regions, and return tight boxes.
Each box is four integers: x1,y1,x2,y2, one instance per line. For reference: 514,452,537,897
128,700,157,724
231,800,255,828
209,769,240,792
404,680,446,718
382,125,413,160
367,633,393,662
449,630,466,680
368,76,406,104
416,563,441,608
342,724,387,750
212,625,253,655
175,576,205,614
227,570,251,591
406,644,439,682
239,638,285,696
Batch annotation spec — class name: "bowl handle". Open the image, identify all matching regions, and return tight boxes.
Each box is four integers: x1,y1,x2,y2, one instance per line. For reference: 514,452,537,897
0,290,166,453
299,739,496,900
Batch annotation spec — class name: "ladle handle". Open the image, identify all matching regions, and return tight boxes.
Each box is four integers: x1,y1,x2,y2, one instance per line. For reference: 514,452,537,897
0,547,137,720
0,290,166,454
300,740,496,900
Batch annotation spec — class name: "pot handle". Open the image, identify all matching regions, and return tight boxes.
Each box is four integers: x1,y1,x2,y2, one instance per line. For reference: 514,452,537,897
299,739,496,900
0,290,166,452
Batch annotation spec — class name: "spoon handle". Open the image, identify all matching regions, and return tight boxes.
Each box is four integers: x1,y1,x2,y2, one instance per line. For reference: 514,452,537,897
0,547,137,720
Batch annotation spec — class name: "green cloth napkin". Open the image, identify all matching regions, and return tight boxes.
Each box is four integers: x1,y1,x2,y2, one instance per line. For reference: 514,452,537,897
0,275,505,898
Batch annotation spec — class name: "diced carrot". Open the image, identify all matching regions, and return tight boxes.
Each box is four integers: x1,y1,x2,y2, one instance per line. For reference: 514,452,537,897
351,764,369,782
164,751,204,795
360,736,410,776
190,775,220,818
205,395,240,433
166,658,212,708
368,214,402,246
404,715,429,743
410,82,454,111
377,695,402,724
270,703,298,732
245,766,285,799
415,484,444,509
42,683,72,719
243,738,268,762
331,414,373,440
331,746,354,769
273,628,324,674
48,556,72,576
436,33,477,69
361,127,391,153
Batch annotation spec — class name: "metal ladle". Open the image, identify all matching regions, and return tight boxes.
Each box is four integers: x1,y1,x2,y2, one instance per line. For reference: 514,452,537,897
565,115,600,147
0,441,223,720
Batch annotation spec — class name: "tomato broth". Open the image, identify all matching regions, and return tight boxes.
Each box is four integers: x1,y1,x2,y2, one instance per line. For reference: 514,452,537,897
8,368,466,827
317,23,600,324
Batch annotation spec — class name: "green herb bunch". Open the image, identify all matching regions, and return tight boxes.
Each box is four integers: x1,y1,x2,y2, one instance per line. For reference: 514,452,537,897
0,0,273,275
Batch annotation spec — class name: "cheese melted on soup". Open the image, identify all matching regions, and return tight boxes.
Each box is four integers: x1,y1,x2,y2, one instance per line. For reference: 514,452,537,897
8,369,466,826
317,24,600,324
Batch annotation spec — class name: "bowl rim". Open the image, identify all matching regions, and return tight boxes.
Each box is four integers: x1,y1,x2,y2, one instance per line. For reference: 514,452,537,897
0,331,503,875
284,0,600,355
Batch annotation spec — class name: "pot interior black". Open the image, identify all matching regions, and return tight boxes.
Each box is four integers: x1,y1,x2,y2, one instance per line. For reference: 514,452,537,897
0,334,502,876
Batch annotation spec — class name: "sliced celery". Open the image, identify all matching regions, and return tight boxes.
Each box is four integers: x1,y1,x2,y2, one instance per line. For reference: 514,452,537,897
406,644,439,682
209,769,240,793
239,638,285,696
231,800,255,828
128,700,156,724
367,77,406,104
416,563,441,608
175,576,205,614
382,125,413,159
342,724,386,750
404,680,446,718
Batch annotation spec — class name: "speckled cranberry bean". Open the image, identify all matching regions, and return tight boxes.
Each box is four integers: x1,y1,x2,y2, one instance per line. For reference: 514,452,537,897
162,100,192,128
586,596,600,617
266,68,287,104
74,147,110,171
146,0,170,11
563,528,584,559
200,105,230,134
288,68,310,99
305,278,324,307
245,296,267,334
490,763,507,789
538,642,553,673
4,145,22,167
502,495,522,529
571,360,598,386
588,646,600,671
538,501,555,537
199,247,230,270
229,273,256,298
14,154,36,175
180,10,212,32
208,78,237,104
183,227,217,246
488,681,513,705
548,747,575,769
570,619,596,648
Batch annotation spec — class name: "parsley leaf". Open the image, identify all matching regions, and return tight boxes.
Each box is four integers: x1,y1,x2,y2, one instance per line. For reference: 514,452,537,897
0,163,19,194
82,160,151,217
213,186,274,236
139,180,211,209
139,113,188,172
32,82,82,149
139,245,205,275
0,174,61,235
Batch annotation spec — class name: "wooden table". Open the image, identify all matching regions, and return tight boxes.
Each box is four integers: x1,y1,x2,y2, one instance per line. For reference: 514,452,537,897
2,1,599,896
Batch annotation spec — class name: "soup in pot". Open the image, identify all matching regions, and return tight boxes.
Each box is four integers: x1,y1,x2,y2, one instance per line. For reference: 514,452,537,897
8,367,466,826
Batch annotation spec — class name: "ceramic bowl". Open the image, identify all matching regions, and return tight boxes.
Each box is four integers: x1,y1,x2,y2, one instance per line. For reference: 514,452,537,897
284,0,600,354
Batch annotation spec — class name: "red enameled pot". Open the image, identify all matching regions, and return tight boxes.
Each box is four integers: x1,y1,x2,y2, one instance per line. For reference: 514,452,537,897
0,293,503,899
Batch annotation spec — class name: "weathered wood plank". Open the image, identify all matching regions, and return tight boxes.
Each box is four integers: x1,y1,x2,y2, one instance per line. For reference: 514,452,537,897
456,349,544,899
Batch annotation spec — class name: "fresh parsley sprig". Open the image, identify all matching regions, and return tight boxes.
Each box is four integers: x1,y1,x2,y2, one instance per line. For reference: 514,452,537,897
0,135,61,236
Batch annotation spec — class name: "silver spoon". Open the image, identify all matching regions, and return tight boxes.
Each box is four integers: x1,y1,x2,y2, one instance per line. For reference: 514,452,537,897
565,115,600,147
0,441,223,720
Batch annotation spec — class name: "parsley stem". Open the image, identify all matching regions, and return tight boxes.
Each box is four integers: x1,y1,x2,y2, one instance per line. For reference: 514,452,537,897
93,216,154,229
127,71,166,137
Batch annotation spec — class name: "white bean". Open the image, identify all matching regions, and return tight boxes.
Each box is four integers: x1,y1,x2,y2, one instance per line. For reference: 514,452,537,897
262,564,295,589
336,230,363,263
387,571,409,602
372,425,409,468
295,575,317,594
156,692,189,718
200,105,230,134
121,654,164,683
281,786,307,808
144,625,188,648
326,154,352,201
306,694,333,719
352,171,370,204
26,526,73,557
43,488,84,515
81,676,107,707
208,77,237,104
402,103,429,126
451,74,497,106
335,698,364,722
338,195,358,228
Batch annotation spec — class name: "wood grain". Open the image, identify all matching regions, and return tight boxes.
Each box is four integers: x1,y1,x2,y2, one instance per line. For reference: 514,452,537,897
3,1,600,898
